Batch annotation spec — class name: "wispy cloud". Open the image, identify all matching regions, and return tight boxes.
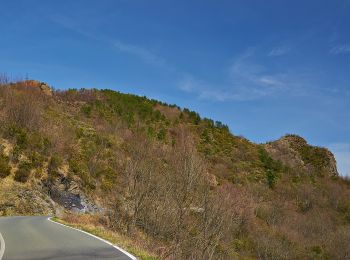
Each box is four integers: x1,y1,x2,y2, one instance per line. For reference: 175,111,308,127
51,15,171,69
231,50,306,97
268,46,290,56
330,44,350,54
178,49,319,102
50,15,95,39
113,41,166,67
179,76,249,102
329,143,350,176
229,50,290,94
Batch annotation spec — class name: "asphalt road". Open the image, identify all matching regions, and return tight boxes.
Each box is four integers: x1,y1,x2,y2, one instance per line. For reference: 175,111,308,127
0,216,134,260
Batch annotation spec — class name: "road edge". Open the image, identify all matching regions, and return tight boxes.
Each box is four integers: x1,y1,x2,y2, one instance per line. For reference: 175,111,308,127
0,232,5,260
47,217,137,260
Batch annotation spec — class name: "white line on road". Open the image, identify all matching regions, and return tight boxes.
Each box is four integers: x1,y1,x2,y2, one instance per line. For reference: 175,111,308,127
47,217,136,260
0,232,5,260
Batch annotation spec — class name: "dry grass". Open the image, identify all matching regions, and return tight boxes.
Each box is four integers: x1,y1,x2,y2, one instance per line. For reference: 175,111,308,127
53,213,159,260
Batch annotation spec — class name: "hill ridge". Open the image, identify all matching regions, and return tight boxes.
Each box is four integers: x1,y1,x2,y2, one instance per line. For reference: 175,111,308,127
0,80,349,259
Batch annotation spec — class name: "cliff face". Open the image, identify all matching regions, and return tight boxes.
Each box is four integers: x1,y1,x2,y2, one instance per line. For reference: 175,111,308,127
0,80,349,259
265,135,338,177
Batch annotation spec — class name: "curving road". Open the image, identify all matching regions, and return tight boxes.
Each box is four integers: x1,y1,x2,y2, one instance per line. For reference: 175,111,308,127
0,216,135,260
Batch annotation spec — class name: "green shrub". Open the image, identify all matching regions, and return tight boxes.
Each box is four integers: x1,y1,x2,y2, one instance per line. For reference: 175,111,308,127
68,156,95,189
157,128,166,141
100,167,116,191
259,148,283,188
11,145,21,163
81,104,93,117
28,151,44,168
14,162,32,182
297,199,313,213
48,154,62,178
266,169,277,188
147,126,155,138
0,155,11,178
6,125,28,149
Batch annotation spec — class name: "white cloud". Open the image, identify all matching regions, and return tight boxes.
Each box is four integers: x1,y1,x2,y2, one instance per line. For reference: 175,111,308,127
268,46,290,56
329,143,350,176
50,15,95,39
178,76,197,92
178,76,248,102
113,41,166,67
51,15,170,69
259,76,284,86
178,49,313,102
227,51,301,99
330,44,350,54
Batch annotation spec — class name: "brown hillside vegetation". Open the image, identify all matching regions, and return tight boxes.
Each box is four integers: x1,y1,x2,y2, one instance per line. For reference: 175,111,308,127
0,79,350,259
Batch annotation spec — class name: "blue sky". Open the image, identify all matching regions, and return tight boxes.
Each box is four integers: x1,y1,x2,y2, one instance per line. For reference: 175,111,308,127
0,0,349,175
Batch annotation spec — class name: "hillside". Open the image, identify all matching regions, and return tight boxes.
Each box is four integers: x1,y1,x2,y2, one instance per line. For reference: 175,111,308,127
0,79,349,259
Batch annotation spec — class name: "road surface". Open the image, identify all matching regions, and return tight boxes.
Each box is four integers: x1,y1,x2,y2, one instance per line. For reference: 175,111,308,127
0,216,135,260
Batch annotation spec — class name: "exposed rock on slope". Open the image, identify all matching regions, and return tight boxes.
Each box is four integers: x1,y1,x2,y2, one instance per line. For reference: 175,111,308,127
19,80,53,96
0,179,54,216
45,174,102,213
265,134,338,176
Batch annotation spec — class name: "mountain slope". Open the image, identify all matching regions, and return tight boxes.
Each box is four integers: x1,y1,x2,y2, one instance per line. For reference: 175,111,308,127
0,80,349,259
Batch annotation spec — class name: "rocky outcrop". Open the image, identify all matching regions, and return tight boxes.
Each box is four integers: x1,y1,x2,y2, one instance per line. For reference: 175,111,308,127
265,135,338,177
18,80,53,96
44,174,102,213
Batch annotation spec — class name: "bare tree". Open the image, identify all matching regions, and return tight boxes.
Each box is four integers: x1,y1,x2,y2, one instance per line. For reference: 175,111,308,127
124,137,158,234
2,83,42,130
0,73,9,86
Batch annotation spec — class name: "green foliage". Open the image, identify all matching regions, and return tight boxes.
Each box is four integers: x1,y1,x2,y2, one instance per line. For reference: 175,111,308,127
48,155,62,178
100,167,117,192
28,151,44,168
157,128,166,141
285,134,331,174
81,104,93,117
100,89,161,125
0,154,11,178
198,126,262,182
179,112,184,119
5,125,50,157
297,199,313,213
183,108,201,124
147,126,155,138
266,169,277,188
309,245,328,259
336,201,350,224
69,156,86,177
259,148,284,188
68,156,96,190
6,125,28,149
215,121,229,131
11,145,21,163
14,161,32,183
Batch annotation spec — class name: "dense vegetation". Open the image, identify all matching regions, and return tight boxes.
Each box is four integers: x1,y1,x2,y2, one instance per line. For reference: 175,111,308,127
0,78,349,259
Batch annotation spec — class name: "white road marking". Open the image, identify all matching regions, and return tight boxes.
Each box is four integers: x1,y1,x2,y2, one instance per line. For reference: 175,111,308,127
47,217,136,260
0,232,5,260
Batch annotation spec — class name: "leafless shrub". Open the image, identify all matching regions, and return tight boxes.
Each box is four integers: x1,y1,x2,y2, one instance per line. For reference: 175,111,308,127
109,126,253,259
54,88,98,103
326,227,350,259
0,73,10,86
254,229,295,260
1,83,43,130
